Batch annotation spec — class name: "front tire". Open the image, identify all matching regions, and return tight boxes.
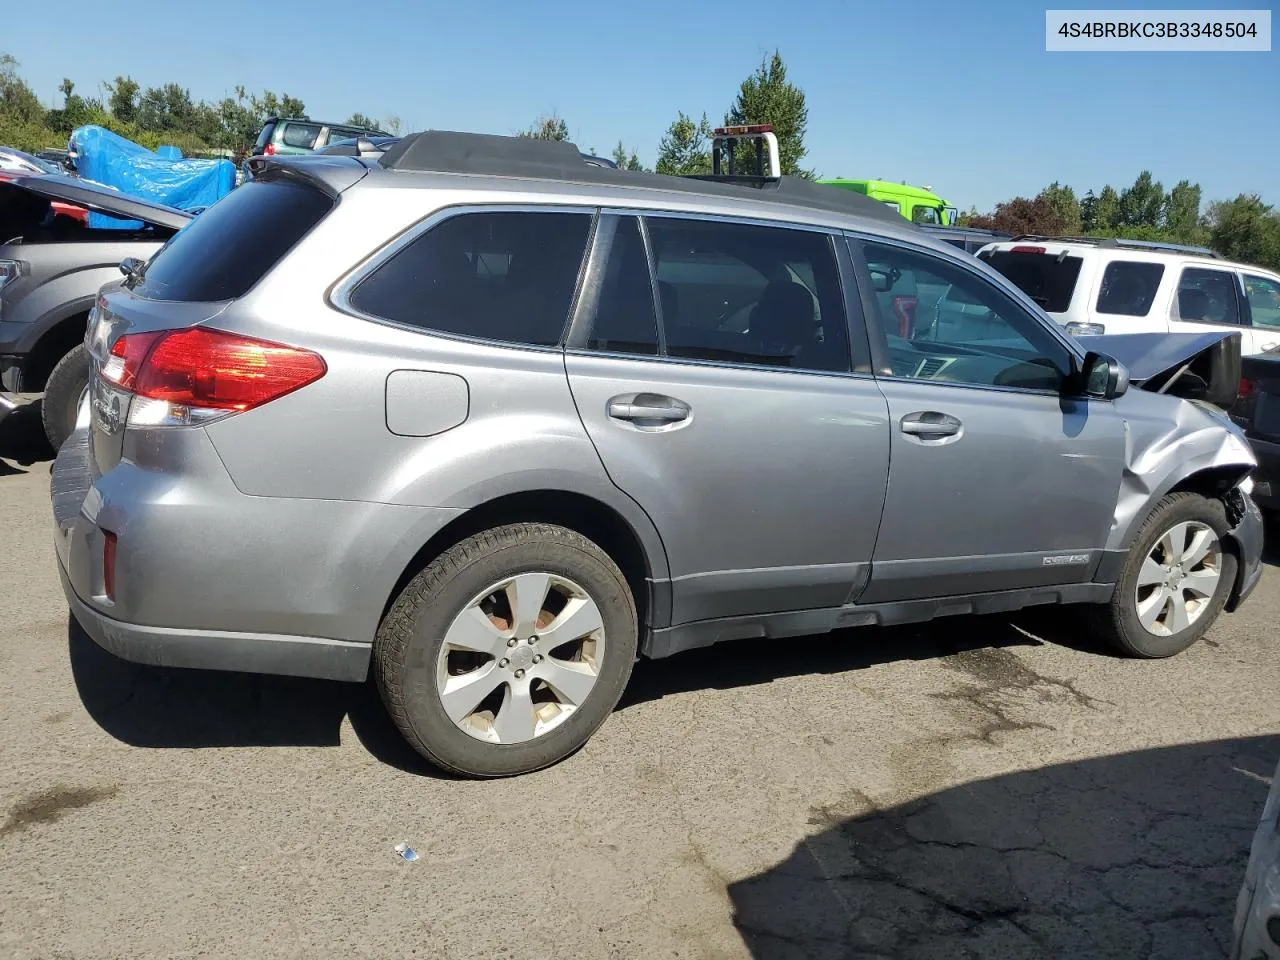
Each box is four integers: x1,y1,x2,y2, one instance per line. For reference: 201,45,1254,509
1092,492,1236,658
374,523,638,778
41,343,90,452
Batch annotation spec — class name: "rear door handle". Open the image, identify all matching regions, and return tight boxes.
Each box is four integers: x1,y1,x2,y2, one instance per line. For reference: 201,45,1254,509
607,393,691,425
900,411,962,439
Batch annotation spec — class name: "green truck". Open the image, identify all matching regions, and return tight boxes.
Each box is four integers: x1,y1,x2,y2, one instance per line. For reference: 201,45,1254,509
818,178,959,227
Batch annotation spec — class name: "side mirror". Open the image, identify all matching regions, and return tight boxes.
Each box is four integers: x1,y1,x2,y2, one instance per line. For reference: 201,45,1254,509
1081,351,1129,399
119,256,144,280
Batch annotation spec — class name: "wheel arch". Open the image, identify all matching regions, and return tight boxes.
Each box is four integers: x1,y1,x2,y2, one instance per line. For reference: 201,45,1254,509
378,488,671,641
19,305,92,391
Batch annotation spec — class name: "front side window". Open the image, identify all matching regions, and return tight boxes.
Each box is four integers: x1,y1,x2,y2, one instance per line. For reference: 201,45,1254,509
912,206,940,225
643,216,852,373
862,241,1069,392
1095,260,1165,316
1176,267,1242,325
348,210,592,347
1244,274,1280,328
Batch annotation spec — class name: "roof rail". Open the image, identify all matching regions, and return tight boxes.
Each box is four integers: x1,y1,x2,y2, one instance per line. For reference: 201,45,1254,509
1007,234,1222,258
375,130,908,226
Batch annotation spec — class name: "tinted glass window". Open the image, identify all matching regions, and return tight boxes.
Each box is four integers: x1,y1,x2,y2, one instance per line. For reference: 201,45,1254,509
864,242,1068,392
912,206,940,225
1244,274,1280,329
281,123,321,149
1095,260,1164,316
253,122,276,153
349,211,591,347
646,217,852,373
979,250,1083,313
1176,267,1241,325
584,217,659,355
134,177,333,302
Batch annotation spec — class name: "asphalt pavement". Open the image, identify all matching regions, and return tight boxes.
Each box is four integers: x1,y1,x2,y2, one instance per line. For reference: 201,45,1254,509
2,400,1278,960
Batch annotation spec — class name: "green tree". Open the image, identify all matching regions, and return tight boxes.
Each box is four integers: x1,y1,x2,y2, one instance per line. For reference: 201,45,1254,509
105,75,139,123
346,112,379,130
610,140,645,171
0,54,44,124
655,111,712,176
723,50,811,177
1092,185,1121,232
58,78,74,102
519,115,570,141
1207,195,1280,270
1038,182,1082,234
1119,170,1164,228
136,83,196,133
1162,179,1202,239
384,115,402,135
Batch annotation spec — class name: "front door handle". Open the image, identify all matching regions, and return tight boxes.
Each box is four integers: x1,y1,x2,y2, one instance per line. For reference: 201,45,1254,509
900,411,962,440
607,393,691,426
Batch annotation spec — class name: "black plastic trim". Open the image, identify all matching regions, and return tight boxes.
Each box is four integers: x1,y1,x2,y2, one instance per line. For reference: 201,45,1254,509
644,582,1116,659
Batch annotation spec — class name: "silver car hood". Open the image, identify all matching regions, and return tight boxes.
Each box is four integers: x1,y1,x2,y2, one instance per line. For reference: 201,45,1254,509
1074,330,1237,384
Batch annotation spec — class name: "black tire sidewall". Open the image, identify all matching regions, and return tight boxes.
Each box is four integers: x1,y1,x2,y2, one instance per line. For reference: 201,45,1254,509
386,528,637,777
41,343,89,452
1113,494,1236,658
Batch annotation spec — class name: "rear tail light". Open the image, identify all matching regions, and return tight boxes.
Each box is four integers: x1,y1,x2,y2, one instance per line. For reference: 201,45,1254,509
103,531,117,601
891,296,918,337
262,142,276,156
99,327,326,427
1239,377,1256,400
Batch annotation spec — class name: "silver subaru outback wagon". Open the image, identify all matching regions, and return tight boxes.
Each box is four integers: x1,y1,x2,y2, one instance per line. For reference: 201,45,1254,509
52,131,1264,778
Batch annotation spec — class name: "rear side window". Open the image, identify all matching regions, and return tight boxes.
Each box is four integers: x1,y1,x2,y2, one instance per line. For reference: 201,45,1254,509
1095,260,1164,316
979,250,1083,313
645,216,852,373
281,123,322,149
348,210,592,347
584,217,660,355
133,177,333,302
1176,267,1242,325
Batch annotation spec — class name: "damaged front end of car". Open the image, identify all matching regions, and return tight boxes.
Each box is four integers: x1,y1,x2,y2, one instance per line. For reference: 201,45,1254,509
1081,329,1266,612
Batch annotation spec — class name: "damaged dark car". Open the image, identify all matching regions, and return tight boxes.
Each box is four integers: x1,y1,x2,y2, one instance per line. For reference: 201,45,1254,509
0,173,190,448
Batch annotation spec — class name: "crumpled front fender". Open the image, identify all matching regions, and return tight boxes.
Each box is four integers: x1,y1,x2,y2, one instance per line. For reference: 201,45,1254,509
1105,391,1257,555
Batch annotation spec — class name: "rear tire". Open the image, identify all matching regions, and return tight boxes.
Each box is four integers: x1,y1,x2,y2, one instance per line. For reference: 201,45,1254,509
374,523,638,778
1090,492,1236,659
41,343,90,452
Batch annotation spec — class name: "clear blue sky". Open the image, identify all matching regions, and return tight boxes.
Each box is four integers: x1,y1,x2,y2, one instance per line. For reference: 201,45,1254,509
5,0,1277,211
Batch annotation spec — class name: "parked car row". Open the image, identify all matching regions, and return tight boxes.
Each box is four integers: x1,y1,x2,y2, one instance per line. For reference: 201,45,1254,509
44,129,1263,784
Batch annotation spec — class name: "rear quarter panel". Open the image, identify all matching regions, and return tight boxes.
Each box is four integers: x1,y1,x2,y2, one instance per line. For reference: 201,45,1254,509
198,183,671,579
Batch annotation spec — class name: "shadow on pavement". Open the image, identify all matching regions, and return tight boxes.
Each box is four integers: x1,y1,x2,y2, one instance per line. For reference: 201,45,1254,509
66,616,448,778
0,400,53,469
729,735,1279,960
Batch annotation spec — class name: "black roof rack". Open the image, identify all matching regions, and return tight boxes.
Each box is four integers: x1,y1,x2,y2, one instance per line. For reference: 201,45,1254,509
377,131,908,226
1008,235,1222,259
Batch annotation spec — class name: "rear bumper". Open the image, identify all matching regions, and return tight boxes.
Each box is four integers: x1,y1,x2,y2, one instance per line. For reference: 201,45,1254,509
58,555,372,681
51,425,463,682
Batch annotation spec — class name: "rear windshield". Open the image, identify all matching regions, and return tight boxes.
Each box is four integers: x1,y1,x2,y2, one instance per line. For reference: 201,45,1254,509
133,176,333,302
979,250,1083,314
253,122,276,153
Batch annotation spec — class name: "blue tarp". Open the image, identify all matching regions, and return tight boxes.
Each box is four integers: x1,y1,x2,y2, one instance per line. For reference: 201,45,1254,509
68,125,234,229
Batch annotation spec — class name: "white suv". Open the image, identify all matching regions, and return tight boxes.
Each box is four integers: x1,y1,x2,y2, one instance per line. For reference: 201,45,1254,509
976,236,1280,355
